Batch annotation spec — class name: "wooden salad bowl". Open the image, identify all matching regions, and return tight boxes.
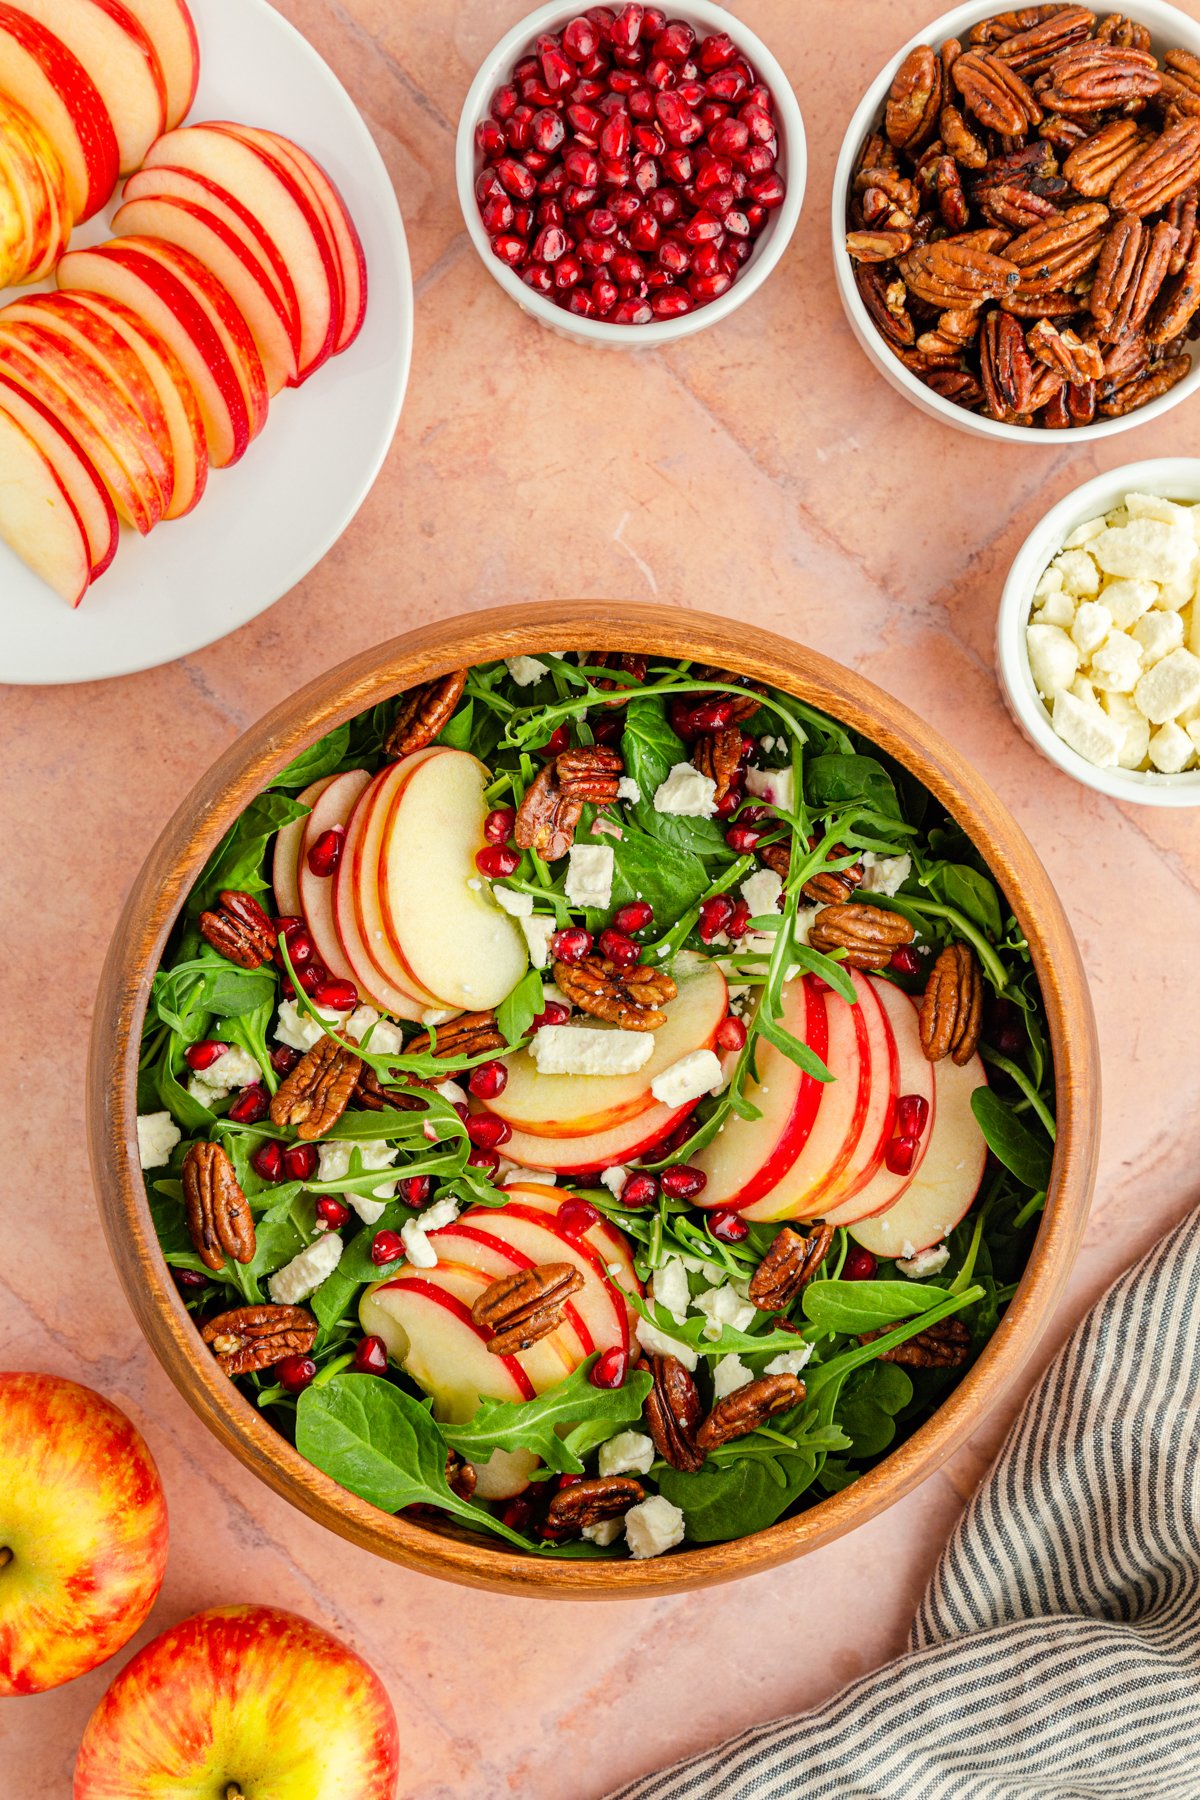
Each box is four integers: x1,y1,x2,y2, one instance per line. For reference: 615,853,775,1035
89,603,1100,1596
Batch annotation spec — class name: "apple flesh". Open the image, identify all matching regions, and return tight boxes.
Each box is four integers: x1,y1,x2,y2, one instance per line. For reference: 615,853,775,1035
0,2,119,221
0,1372,167,1695
0,91,70,284
272,773,334,920
850,1048,989,1259
506,1182,641,1311
0,404,91,604
5,0,167,173
0,368,116,580
457,1195,630,1352
499,1095,696,1175
822,980,936,1227
361,1276,536,1417
428,1221,593,1360
73,1605,399,1800
118,0,197,130
788,971,896,1221
297,768,373,990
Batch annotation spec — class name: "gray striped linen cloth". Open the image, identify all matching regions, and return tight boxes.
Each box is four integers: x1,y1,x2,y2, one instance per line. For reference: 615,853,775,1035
607,1207,1200,1800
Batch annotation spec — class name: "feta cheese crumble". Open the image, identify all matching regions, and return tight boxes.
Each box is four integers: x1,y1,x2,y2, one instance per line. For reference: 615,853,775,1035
268,1232,343,1304
137,1111,180,1170
600,1164,628,1200
693,1282,757,1340
712,1353,754,1399
344,1007,405,1055
859,852,912,898
616,776,642,802
744,764,795,813
653,761,718,817
650,1047,724,1108
764,1343,814,1378
274,999,343,1051
652,1257,691,1324
316,1138,399,1224
740,867,783,920
624,1494,686,1559
635,1312,699,1371
521,913,556,968
493,885,533,918
564,843,614,910
896,1243,950,1279
598,1430,656,1476
528,1024,655,1077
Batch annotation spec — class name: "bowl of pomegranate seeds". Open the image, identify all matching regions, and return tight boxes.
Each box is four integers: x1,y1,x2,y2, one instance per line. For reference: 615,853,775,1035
458,2,805,341
833,0,1200,439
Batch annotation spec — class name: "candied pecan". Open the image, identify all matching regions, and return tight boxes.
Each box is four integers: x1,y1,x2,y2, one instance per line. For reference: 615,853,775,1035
1166,187,1198,273
969,7,1068,47
447,1453,477,1503
587,650,648,703
980,182,1062,229
972,138,1059,193
1027,317,1105,381
405,1010,504,1059
854,164,921,215
1160,48,1200,119
354,1066,429,1112
515,760,580,863
980,308,1036,414
1038,111,1092,153
1149,229,1200,341
690,666,765,723
1027,362,1068,410
269,1036,362,1140
919,944,983,1065
801,837,865,906
1063,118,1147,195
992,6,1095,75
198,889,275,970
941,102,989,168
809,903,916,971
692,727,743,805
749,1225,833,1312
472,1262,584,1354
556,745,623,804
856,264,915,346
846,228,913,262
696,1374,806,1451
999,287,1081,316
886,45,942,151
181,1142,255,1273
1093,13,1151,52
933,157,970,231
1111,121,1200,217
1034,43,1161,114
1110,219,1178,338
899,240,1020,308
863,1317,972,1368
546,1476,645,1533
926,368,987,407
385,669,468,758
758,839,792,881
1043,378,1098,425
553,955,676,1031
641,1354,705,1472
1100,328,1151,389
1007,202,1109,294
952,50,1043,135
1098,354,1191,412
201,1304,316,1377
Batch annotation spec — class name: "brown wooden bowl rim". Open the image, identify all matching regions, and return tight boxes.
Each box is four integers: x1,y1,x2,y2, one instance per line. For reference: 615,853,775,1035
88,602,1100,1597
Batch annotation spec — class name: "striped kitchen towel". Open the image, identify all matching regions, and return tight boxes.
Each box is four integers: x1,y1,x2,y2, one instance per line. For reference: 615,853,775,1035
607,1207,1200,1800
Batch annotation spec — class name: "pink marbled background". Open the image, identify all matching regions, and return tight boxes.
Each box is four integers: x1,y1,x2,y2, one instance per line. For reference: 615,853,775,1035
4,0,1200,1793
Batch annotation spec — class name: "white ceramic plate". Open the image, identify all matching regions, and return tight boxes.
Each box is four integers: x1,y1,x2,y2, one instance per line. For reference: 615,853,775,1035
1,0,412,686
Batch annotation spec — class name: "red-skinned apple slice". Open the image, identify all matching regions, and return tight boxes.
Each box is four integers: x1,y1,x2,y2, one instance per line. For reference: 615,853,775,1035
850,1050,989,1259
360,1277,535,1419
143,124,338,380
58,288,208,518
375,748,529,1012
506,1183,642,1314
412,1260,581,1389
272,774,334,920
0,370,116,580
57,241,251,468
482,951,727,1138
822,981,936,1228
113,193,300,394
335,753,446,1014
459,1198,629,1352
0,3,118,221
426,1224,593,1360
789,972,897,1222
0,94,70,283
297,769,374,991
499,1097,697,1176
119,0,197,129
6,0,166,173
0,407,90,605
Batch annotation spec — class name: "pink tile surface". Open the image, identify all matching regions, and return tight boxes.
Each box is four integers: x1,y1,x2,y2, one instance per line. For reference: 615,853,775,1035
4,0,1200,1792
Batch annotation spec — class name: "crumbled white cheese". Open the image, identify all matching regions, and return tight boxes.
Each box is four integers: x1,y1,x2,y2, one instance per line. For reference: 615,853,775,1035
794,905,820,947
1101,578,1157,629
1062,514,1107,549
344,1006,405,1055
1070,600,1112,658
582,1518,623,1546
1026,622,1079,697
1092,518,1197,588
186,1074,227,1111
1135,648,1200,724
1132,609,1185,667
137,1111,180,1169
1102,692,1150,770
1149,720,1195,773
528,1024,655,1077
521,913,556,968
653,761,718,818
1055,547,1100,596
652,1257,692,1324
1051,690,1124,768
740,868,783,920
435,1079,469,1109
493,885,533,918
858,852,912,898
422,1196,461,1233
541,980,571,1010
764,1343,814,1377
600,1165,628,1199
564,844,614,909
506,654,550,686
274,999,342,1051
421,1007,458,1028
650,1047,723,1108
200,1044,261,1092
711,1353,753,1399
317,1138,399,1222
693,1282,757,1340
268,1232,344,1304
624,1494,686,1559
616,776,642,802
499,1163,554,1187
896,1243,950,1279
400,1217,438,1269
1088,631,1143,693
744,765,795,812
598,1430,656,1477
635,1312,698,1370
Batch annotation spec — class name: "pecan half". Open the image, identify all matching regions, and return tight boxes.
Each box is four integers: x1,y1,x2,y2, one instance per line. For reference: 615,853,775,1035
969,8,1067,48
1093,14,1151,53
1006,201,1109,294
1063,118,1147,195
354,1066,429,1112
385,670,468,758
862,1318,971,1368
1160,48,1200,118
405,1010,504,1059
1027,317,1105,380
545,1475,644,1534
925,368,987,407
641,1354,705,1472
993,6,1096,75
1088,213,1142,329
181,1142,255,1273
941,102,989,169
269,1036,362,1139
514,760,581,863
472,1262,584,1354
900,239,1020,308
1165,185,1198,273
692,727,743,805
953,50,1043,135
198,889,275,970
587,650,648,703
979,182,1062,230
696,1374,806,1451
748,1225,833,1312
801,837,865,906
1110,121,1200,217
854,163,921,214
1098,353,1191,412
201,1304,317,1377
919,944,984,1065
1035,43,1161,114
1043,377,1098,425
553,954,676,1031
809,903,916,971
447,1453,477,1502
885,45,942,151
856,264,915,347
846,228,913,263
1111,219,1178,338
980,308,1036,414
690,665,766,723
1149,229,1200,341
555,744,624,804
934,156,970,232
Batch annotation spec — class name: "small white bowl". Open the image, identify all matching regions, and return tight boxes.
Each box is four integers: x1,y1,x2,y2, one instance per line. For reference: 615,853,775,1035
997,457,1200,807
456,0,806,348
831,0,1200,443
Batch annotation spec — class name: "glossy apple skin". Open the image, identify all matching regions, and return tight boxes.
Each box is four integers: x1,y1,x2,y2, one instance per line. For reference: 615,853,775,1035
0,1372,167,1696
74,1605,399,1799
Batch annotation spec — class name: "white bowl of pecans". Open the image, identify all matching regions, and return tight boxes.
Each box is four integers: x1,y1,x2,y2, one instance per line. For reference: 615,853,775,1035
832,0,1200,441
998,456,1200,803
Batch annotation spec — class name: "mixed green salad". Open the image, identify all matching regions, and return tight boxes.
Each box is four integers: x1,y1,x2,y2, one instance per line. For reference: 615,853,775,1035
137,650,1056,1560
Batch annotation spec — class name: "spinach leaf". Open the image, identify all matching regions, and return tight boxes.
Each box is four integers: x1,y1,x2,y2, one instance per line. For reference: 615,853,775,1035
270,725,350,791
496,968,543,1046
838,1362,913,1458
188,793,307,917
436,700,475,751
802,1279,950,1338
657,1451,807,1542
152,956,276,1031
620,696,730,860
806,754,901,820
922,862,1004,941
579,818,711,934
443,1360,652,1475
971,1088,1054,1190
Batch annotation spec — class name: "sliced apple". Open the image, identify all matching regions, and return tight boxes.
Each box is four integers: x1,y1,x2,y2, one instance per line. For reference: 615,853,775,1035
471,1446,541,1501
414,1261,580,1391
6,0,166,173
791,972,896,1221
143,124,338,380
0,369,115,580
823,981,936,1228
360,1277,534,1421
508,1183,642,1314
0,407,90,605
334,754,446,1016
375,748,529,1013
500,1097,696,1176
459,1197,629,1353
0,93,70,283
113,193,299,394
272,774,334,921
427,1223,593,1360
0,2,118,221
119,0,197,129
850,1051,989,1260
297,769,373,991
57,241,251,468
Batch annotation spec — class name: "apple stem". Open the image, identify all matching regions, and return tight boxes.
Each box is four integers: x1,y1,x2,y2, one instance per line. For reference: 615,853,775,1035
0,1548,11,1569
224,1787,244,1800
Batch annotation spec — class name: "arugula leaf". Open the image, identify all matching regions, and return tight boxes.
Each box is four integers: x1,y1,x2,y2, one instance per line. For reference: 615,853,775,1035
496,968,544,1046
806,754,902,820
270,725,350,790
443,1360,652,1474
802,1279,950,1338
971,1088,1054,1190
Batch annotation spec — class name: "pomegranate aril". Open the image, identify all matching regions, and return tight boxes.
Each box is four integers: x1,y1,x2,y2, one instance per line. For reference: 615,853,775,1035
564,144,600,185
531,107,566,154
994,1023,1023,1055
646,55,675,89
563,14,599,60
533,224,568,262
592,275,619,312
567,288,597,315
185,1038,228,1072
567,100,604,144
658,237,690,273
250,1140,283,1182
689,269,732,300
531,1000,571,1030
610,188,642,220
628,86,655,120
572,71,607,98
559,1197,601,1236
467,1144,501,1174
699,101,729,132
610,4,644,51
889,944,921,977
611,296,652,322
270,1044,299,1075
611,250,645,285
276,1354,317,1393
660,1163,707,1200
709,1208,748,1243
555,252,584,287
598,927,639,967
477,118,506,158
600,109,631,159
747,171,785,207
630,206,660,246
564,182,597,212
707,67,748,102
690,239,719,277
492,232,527,267
590,1346,630,1388
540,41,574,92
481,194,515,234
896,1094,931,1139
660,146,693,184
740,101,775,142
698,893,734,942
698,31,737,71
538,727,569,755
613,899,654,933
550,926,593,964
227,1084,268,1124
467,1113,512,1151
843,1245,878,1281
654,19,694,61
650,187,683,223
707,116,749,157
497,155,537,200
475,845,521,878
632,121,665,155
312,976,358,1011
725,824,762,852
281,1143,318,1182
523,264,555,292
469,1058,509,1100
727,899,752,940
484,806,516,844
632,152,659,194
608,63,643,88
354,1335,389,1376
370,1229,405,1266
173,1267,208,1292
716,1015,747,1051
650,285,691,315
306,826,345,878
501,1496,535,1533
723,207,750,238
315,1196,351,1232
621,1171,659,1208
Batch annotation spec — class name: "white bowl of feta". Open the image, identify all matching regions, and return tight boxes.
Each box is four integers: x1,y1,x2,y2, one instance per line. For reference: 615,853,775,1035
997,458,1200,806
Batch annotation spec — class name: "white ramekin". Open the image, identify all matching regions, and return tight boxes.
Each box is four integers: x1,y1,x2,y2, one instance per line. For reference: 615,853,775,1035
997,457,1200,806
831,0,1200,444
456,0,806,348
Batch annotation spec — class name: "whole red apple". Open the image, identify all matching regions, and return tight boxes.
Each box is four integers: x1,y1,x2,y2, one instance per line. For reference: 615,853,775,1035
0,1371,168,1696
74,1605,400,1799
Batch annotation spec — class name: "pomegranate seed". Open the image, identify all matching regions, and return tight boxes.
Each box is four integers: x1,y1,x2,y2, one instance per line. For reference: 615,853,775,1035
530,108,566,155
563,15,599,60
746,202,768,231
173,1266,208,1291
740,101,775,143
658,237,690,273
354,1335,389,1375
621,1171,659,1208
400,1175,432,1209
723,207,750,238
630,211,661,251
896,1094,931,1139
682,209,722,244
698,893,734,942
716,784,742,816
315,1196,351,1231
567,101,604,144
551,926,593,964
727,899,752,939
371,1229,405,1266
250,1140,283,1182
564,182,597,212
481,193,515,234
843,1245,878,1281
523,264,555,293
725,825,762,852
476,845,521,878
651,286,692,316
532,1001,571,1030
698,32,737,71
650,187,683,223
490,83,518,122
598,926,639,967
628,87,655,120
468,1113,513,1150
534,224,569,262
227,1084,268,1124
185,1039,228,1071
306,827,344,877
467,1144,501,1174
469,1059,509,1099
540,42,574,92
555,253,584,287
311,976,358,1011
270,1044,300,1075
559,1197,601,1236
660,1163,707,1199
492,232,527,267
691,239,721,277
567,288,597,315
600,109,631,160
709,1208,748,1243
610,4,644,50
484,806,516,844
587,204,618,236
501,1496,535,1532
496,155,536,199
477,117,506,159
610,188,642,220
580,234,615,265
538,725,570,757
610,250,645,285
613,899,653,932
655,19,694,61
612,296,652,322
708,116,749,156
276,1355,317,1393
661,145,693,184
689,269,733,300
655,90,701,144
716,1015,747,1051
281,1143,318,1182
590,1346,629,1388
278,925,314,968
888,945,921,977
747,171,786,208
